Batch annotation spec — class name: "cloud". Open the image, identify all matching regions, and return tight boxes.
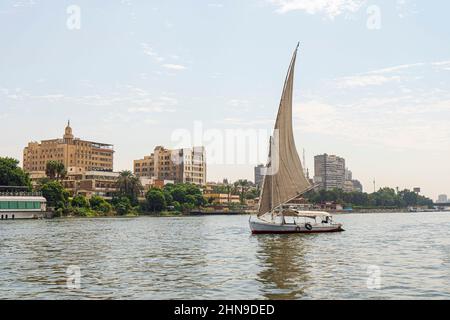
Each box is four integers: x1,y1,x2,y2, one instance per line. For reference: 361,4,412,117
336,74,401,88
0,84,179,114
162,64,187,71
208,3,224,8
128,106,174,113
292,58,450,152
34,94,66,102
141,43,188,72
295,98,450,151
13,0,37,8
127,95,178,113
141,43,165,62
334,60,450,88
228,99,250,107
269,0,366,18
432,60,450,67
367,62,425,75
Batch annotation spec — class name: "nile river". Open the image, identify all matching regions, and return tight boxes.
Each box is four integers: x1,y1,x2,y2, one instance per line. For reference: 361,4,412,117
1,212,450,299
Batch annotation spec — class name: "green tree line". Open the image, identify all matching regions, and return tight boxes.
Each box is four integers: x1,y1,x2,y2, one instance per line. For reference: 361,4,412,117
144,183,205,213
305,187,434,208
0,157,436,217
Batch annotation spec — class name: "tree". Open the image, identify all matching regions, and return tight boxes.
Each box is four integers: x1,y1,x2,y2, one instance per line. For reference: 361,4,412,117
193,194,206,207
113,196,132,215
304,187,434,209
245,187,260,200
172,201,182,212
372,188,397,207
90,195,113,214
163,189,173,206
40,181,69,209
399,189,418,207
116,170,142,205
170,185,187,203
0,157,31,189
45,161,67,181
145,188,167,212
161,183,206,212
234,179,252,204
71,195,89,208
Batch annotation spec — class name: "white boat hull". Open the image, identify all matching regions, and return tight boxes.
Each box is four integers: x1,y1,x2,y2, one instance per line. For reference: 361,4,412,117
0,211,45,220
249,217,344,234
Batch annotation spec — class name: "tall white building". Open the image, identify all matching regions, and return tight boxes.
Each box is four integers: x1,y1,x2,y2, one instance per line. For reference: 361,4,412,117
134,146,206,185
314,154,346,191
437,194,448,203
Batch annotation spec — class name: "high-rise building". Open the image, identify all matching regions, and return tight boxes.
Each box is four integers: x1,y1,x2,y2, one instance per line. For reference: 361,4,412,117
133,146,206,185
314,154,346,191
343,180,355,193
438,194,448,203
351,180,363,192
254,164,266,188
23,122,114,177
345,168,352,181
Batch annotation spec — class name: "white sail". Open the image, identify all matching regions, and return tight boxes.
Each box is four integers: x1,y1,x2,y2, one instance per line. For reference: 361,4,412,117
258,44,311,217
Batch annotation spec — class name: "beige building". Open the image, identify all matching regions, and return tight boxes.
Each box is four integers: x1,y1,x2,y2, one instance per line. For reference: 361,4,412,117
139,177,175,192
62,170,120,199
134,146,206,185
23,122,114,175
203,193,240,205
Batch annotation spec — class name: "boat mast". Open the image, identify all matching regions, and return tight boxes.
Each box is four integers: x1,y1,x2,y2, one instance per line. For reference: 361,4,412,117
257,42,312,217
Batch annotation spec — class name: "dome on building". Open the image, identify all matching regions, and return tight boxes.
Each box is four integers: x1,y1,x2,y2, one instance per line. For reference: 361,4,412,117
64,120,74,140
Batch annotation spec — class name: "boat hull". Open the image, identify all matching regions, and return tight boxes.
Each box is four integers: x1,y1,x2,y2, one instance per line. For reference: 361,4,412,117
249,217,344,234
0,211,46,220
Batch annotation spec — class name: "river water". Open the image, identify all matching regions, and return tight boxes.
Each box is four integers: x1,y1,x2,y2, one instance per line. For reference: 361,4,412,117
1,212,449,299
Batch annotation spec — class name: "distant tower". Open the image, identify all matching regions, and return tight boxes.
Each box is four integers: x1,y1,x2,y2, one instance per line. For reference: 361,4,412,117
373,179,376,193
63,120,74,143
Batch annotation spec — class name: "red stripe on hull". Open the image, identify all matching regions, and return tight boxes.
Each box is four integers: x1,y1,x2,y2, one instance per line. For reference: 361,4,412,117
251,228,344,234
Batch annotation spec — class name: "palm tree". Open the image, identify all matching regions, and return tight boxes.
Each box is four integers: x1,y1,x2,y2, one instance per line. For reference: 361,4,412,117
225,184,232,203
46,161,67,181
117,170,143,204
234,179,251,204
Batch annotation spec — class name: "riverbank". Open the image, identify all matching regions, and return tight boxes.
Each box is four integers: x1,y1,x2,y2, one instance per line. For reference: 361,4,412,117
336,208,409,214
48,208,417,219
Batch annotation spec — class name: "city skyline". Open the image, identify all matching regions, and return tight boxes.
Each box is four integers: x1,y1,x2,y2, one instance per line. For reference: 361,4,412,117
17,121,440,201
1,0,449,199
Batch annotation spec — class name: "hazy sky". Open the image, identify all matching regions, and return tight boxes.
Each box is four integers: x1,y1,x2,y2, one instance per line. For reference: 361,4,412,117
0,0,449,199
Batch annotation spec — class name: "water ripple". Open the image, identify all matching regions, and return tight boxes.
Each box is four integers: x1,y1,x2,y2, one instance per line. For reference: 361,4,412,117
1,213,450,299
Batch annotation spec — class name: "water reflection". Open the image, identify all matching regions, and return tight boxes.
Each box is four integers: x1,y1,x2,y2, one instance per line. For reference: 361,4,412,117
256,235,311,299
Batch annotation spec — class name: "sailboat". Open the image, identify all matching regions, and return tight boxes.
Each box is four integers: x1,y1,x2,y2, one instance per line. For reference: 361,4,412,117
249,44,344,234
